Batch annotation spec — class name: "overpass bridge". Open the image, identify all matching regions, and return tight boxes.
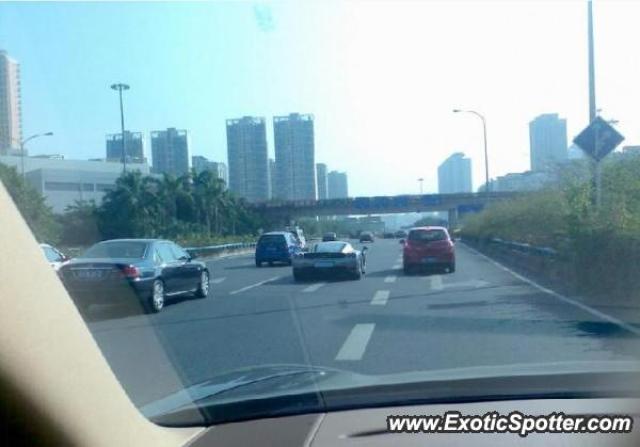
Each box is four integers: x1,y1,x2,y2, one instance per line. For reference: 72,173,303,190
250,191,520,227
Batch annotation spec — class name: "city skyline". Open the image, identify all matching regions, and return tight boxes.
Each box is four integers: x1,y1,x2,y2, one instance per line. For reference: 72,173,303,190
2,2,639,195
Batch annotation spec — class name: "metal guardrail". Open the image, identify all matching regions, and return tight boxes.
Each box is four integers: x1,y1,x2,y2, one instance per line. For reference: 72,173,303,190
464,236,559,258
185,242,256,259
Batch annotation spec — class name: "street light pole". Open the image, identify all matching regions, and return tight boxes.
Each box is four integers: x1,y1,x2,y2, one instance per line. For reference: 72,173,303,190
17,132,54,178
418,178,424,194
110,83,130,173
453,109,490,193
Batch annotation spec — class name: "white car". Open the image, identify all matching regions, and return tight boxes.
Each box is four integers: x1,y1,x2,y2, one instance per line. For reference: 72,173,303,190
39,243,69,271
292,241,367,281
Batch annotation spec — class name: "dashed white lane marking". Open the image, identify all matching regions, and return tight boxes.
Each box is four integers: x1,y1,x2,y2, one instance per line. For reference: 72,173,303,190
335,324,376,361
229,276,281,295
384,275,397,283
463,243,640,336
429,275,443,290
303,282,326,293
371,290,390,306
211,277,226,284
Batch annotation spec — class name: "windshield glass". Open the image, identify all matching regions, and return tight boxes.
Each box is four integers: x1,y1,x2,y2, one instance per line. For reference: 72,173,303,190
312,242,347,253
80,241,147,259
3,0,640,429
408,229,448,242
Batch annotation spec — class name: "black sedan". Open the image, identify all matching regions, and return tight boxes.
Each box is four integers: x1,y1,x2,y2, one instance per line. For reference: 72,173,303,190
59,239,210,314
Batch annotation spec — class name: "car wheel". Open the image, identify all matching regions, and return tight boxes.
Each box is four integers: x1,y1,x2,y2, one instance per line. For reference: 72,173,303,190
196,270,210,298
145,279,165,314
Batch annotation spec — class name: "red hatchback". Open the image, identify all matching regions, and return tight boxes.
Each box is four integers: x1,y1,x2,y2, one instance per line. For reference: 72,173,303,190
401,226,456,274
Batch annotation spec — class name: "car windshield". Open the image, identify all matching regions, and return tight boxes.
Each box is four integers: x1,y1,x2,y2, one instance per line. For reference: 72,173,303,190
80,241,147,259
313,242,347,253
258,235,285,245
409,229,448,242
3,0,640,430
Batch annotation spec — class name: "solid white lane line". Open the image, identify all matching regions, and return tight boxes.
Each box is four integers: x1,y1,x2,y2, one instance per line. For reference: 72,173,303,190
229,276,281,295
335,324,376,361
384,275,397,283
303,282,326,293
463,243,640,336
371,290,390,306
429,275,444,290
211,277,226,284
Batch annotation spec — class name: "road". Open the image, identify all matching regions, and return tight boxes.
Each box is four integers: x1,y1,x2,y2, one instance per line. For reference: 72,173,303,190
84,239,640,408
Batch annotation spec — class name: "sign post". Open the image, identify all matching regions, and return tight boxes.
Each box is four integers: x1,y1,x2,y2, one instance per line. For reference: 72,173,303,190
572,116,624,209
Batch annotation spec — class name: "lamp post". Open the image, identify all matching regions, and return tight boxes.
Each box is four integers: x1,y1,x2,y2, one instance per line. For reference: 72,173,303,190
18,132,54,178
453,109,489,193
110,83,130,172
417,178,424,194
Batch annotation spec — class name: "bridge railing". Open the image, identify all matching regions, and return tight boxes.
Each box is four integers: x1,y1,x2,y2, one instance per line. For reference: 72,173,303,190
185,242,256,259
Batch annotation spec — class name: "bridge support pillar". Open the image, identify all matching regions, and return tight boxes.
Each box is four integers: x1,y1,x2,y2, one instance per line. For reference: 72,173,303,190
447,208,459,231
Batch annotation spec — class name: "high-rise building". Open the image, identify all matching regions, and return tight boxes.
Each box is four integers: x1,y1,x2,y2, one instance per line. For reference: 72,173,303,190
151,128,190,176
529,113,568,171
226,116,269,202
106,131,145,164
0,50,22,154
273,113,316,200
268,158,276,199
316,163,328,199
437,152,472,194
192,155,228,186
328,171,348,199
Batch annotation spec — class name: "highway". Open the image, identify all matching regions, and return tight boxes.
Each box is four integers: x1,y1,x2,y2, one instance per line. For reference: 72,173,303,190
84,238,640,409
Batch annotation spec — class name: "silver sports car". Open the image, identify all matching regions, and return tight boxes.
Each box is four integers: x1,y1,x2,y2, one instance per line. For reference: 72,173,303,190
292,241,367,281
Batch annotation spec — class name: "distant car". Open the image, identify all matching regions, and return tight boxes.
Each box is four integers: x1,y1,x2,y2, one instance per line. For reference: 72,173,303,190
59,239,210,314
40,243,69,270
383,232,395,239
292,241,367,281
359,231,374,243
255,232,302,267
401,226,455,274
322,232,338,242
395,230,407,238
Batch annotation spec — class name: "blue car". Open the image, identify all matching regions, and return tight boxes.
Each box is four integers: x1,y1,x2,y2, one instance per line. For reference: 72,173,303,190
255,232,301,267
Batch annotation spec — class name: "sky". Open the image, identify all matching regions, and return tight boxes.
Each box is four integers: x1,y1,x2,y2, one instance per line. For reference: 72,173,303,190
1,0,639,196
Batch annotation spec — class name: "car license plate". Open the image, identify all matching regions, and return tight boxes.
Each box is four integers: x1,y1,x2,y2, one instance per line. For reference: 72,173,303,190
74,269,103,279
423,257,438,264
314,261,334,268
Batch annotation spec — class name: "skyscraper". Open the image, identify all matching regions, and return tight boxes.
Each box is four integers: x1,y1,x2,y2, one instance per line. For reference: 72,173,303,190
268,158,276,199
192,155,228,186
529,113,568,171
226,116,269,202
151,128,190,176
273,113,316,200
106,131,145,164
328,171,348,199
316,163,328,199
0,50,22,154
437,152,472,194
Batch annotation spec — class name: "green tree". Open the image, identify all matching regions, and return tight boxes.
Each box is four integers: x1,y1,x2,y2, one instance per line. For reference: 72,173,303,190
0,163,59,243
58,200,101,246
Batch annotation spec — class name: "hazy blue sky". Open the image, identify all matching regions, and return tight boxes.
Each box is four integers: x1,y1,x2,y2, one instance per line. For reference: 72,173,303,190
1,1,638,196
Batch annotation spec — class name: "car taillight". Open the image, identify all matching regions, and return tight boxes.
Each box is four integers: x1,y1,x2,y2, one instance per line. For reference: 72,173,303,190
122,265,140,278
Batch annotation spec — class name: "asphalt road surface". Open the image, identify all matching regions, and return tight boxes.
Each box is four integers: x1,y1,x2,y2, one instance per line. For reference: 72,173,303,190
83,239,640,408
